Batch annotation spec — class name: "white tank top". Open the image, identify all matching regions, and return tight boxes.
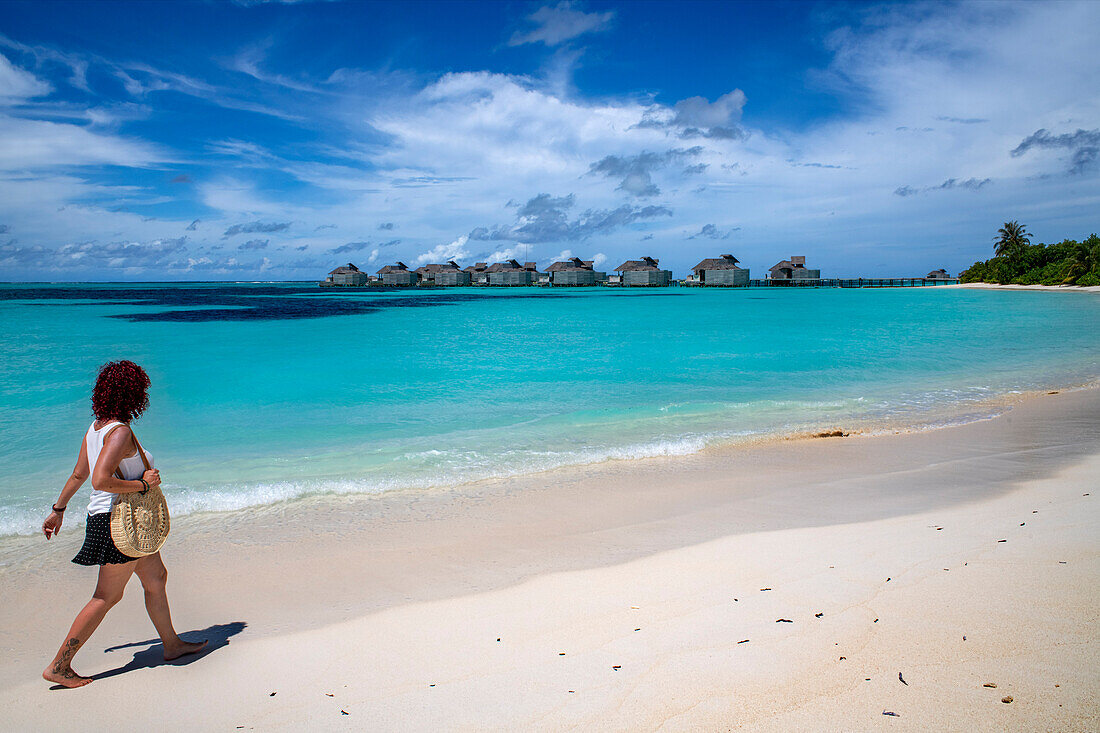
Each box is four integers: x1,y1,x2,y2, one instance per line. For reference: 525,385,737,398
85,421,154,516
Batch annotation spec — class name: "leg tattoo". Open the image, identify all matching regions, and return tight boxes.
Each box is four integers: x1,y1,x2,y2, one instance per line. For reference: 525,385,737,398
52,638,81,676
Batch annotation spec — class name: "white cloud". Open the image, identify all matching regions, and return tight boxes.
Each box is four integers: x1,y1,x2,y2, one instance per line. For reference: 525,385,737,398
0,52,50,99
548,249,574,263
672,91,746,136
365,70,711,199
1,236,192,271
414,235,470,265
509,2,614,47
230,41,324,93
539,249,605,267
198,178,289,216
0,116,169,171
482,245,527,263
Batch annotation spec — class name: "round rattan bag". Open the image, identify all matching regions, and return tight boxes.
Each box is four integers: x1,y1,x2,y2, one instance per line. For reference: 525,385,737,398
109,431,170,558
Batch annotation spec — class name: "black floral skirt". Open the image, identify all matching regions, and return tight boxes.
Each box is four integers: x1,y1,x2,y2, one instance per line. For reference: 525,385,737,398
72,513,134,566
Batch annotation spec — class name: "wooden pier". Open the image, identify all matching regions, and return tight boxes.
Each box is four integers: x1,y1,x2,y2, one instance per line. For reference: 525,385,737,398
740,278,959,288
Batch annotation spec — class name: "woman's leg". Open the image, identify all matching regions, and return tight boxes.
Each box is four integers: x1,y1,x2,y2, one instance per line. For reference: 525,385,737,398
43,561,136,688
134,553,206,660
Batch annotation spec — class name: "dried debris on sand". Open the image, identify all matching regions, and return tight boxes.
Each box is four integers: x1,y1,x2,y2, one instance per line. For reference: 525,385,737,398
812,429,850,438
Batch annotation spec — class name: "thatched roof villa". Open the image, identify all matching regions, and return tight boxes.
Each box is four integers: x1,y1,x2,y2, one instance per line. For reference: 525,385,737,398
690,254,748,286
614,256,672,287
485,259,539,286
377,261,418,286
323,262,368,286
546,257,606,286
926,268,950,279
436,269,472,286
462,262,489,285
415,260,469,285
768,256,820,280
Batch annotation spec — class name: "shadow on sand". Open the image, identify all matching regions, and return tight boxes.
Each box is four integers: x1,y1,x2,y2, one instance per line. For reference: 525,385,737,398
59,621,247,686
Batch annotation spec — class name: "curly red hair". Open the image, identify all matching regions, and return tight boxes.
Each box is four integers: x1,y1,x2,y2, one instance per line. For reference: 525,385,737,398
91,360,150,423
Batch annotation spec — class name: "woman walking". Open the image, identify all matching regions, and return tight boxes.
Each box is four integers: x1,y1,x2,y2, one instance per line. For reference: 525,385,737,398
41,360,205,688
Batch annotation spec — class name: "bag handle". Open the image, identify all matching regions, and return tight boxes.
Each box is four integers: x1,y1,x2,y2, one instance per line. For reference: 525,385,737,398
131,431,151,472
109,425,151,480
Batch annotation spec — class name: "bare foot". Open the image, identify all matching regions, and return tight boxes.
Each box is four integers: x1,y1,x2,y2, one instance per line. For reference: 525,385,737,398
43,666,93,688
164,639,208,661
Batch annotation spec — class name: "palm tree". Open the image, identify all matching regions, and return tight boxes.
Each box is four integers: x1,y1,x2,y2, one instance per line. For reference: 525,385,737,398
994,221,1031,257
1065,241,1093,282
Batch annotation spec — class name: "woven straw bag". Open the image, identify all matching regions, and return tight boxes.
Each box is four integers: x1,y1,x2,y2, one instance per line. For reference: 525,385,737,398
109,430,170,557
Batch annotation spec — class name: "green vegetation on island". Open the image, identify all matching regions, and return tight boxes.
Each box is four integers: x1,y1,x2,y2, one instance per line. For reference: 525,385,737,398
960,221,1100,286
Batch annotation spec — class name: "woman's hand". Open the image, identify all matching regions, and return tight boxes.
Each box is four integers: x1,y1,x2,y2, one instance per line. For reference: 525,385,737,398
142,469,161,489
42,510,64,540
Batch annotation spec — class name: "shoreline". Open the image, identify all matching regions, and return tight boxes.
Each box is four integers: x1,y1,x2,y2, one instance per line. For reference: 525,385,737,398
944,282,1100,293
2,379,1096,543
1,383,1095,563
0,378,1096,728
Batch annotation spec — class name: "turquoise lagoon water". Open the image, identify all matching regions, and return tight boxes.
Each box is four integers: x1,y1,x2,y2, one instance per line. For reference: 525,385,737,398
1,283,1098,537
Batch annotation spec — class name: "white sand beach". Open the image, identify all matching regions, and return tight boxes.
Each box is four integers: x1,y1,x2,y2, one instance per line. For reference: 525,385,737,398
0,388,1097,731
945,282,1100,293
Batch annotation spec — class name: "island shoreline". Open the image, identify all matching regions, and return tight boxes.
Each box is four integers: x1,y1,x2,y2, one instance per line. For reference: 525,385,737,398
943,282,1100,293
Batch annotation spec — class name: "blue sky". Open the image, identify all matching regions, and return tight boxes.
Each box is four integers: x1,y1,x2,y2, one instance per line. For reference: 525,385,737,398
0,0,1097,280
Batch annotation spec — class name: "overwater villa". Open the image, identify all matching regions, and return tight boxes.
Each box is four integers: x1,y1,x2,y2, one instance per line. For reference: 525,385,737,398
614,256,672,286
377,262,418,286
415,260,466,285
436,269,472,286
322,262,368,286
926,268,951,280
546,257,606,286
485,259,539,286
768,256,820,280
463,262,489,285
690,254,749,286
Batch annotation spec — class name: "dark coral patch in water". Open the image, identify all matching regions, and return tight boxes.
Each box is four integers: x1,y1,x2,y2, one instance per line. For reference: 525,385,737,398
1,285,574,322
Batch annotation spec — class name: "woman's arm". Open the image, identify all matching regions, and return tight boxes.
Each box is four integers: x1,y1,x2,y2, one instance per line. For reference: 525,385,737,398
90,425,160,495
43,437,91,539
43,425,162,540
